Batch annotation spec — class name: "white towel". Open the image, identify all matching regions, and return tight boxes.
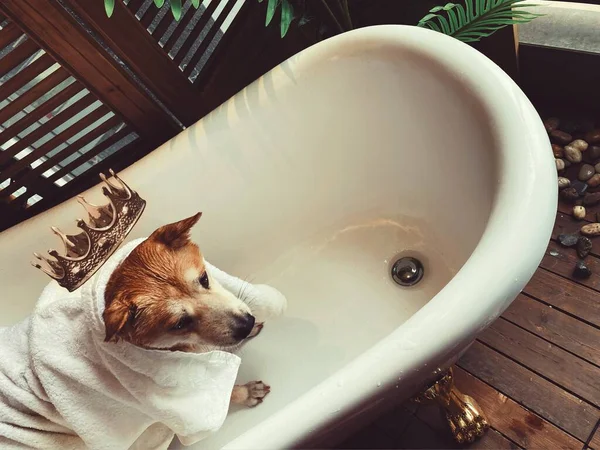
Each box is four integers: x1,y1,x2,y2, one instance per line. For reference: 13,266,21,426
0,238,286,449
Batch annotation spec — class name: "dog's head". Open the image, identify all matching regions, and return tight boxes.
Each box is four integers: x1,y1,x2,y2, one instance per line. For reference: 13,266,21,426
103,212,254,351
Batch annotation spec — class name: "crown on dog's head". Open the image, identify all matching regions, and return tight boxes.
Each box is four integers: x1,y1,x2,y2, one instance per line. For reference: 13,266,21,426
32,169,146,292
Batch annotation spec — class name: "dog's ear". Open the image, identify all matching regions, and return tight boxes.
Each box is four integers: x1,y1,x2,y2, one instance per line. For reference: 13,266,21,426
149,212,202,250
103,301,136,343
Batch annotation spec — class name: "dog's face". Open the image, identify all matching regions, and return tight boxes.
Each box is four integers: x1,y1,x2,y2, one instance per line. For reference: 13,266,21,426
103,213,254,351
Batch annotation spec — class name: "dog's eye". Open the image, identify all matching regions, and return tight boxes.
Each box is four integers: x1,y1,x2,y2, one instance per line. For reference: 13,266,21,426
170,314,194,331
198,272,210,289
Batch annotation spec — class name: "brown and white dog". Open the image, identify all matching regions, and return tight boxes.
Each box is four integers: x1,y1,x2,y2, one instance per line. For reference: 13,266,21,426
103,212,270,408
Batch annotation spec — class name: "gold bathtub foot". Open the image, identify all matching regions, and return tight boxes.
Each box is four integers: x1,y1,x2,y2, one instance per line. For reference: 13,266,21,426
412,367,489,444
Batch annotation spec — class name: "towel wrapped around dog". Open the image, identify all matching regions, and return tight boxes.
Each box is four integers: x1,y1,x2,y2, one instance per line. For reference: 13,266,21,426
0,237,286,449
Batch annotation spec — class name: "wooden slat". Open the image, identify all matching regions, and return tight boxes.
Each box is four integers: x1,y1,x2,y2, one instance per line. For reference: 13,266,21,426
126,0,146,15
151,5,175,41
0,53,54,103
162,2,197,55
541,241,600,292
0,67,70,125
0,106,110,184
453,368,581,449
0,116,122,199
0,21,23,49
140,2,160,28
504,294,600,366
173,0,220,66
459,341,599,442
0,92,95,165
0,39,40,79
183,0,238,78
0,0,180,143
480,319,600,407
0,82,83,147
61,0,204,127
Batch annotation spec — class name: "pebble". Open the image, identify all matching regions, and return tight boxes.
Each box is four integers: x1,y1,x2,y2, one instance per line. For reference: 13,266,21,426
552,144,564,158
558,177,570,189
573,206,586,220
595,162,600,173
587,145,600,162
577,236,593,258
587,174,600,188
583,192,600,206
569,139,589,152
584,129,600,144
579,164,595,181
544,117,560,133
572,180,588,196
550,130,573,145
573,260,592,279
556,159,566,171
581,222,600,236
558,233,579,247
564,145,582,163
560,187,579,203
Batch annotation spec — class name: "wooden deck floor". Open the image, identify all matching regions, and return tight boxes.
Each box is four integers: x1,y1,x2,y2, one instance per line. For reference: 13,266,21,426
337,199,600,449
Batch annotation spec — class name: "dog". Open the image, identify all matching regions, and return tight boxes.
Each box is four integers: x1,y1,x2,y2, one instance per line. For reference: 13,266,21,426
103,212,271,407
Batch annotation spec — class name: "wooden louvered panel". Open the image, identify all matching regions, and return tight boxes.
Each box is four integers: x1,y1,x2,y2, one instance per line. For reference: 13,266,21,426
126,0,146,15
162,4,197,55
172,0,221,67
0,53,54,103
0,39,40,77
0,21,23,48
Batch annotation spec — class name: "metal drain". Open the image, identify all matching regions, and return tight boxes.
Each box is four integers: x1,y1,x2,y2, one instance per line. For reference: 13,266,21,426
391,256,424,287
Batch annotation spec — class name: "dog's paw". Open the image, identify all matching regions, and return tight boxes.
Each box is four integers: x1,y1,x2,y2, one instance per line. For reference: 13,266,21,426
248,322,264,339
243,381,270,407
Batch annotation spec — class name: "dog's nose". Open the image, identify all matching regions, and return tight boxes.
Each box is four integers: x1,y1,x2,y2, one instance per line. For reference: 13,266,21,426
232,313,255,340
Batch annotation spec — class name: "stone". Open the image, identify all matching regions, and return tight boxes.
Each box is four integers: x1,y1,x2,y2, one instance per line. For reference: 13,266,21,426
579,164,595,181
560,187,579,203
565,160,572,168
558,233,579,247
595,162,600,173
572,180,588,196
583,192,600,206
584,145,600,163
558,177,570,189
564,145,582,163
550,130,573,145
581,222,600,236
585,129,600,144
551,144,564,158
569,139,589,152
544,117,560,133
587,174,600,188
573,206,586,220
556,159,565,171
577,236,593,258
573,260,592,279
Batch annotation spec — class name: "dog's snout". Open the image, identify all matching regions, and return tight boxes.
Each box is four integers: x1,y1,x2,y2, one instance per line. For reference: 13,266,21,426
232,313,255,341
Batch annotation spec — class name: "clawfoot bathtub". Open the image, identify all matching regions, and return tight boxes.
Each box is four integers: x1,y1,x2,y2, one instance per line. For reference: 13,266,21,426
0,25,556,449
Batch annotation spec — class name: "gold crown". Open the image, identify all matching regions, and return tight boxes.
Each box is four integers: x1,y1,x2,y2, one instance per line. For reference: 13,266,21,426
32,169,146,292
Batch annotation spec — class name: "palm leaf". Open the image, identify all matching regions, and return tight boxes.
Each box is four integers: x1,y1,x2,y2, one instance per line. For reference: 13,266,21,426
104,0,115,17
192,0,200,8
170,0,182,20
418,0,542,43
265,0,279,26
280,0,294,37
154,0,165,7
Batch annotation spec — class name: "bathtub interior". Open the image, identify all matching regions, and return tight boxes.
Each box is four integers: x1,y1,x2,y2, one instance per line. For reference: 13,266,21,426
0,37,498,449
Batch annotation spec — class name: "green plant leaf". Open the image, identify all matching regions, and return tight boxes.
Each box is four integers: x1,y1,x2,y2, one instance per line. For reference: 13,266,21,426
417,0,542,43
104,0,115,17
265,0,279,26
192,0,200,8
154,0,165,7
280,0,294,37
171,0,182,20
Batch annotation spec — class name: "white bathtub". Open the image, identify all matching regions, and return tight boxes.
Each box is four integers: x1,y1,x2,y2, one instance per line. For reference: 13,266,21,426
0,25,556,449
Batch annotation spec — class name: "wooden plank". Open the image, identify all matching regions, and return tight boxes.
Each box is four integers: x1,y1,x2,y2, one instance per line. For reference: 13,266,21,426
0,38,40,78
61,0,203,127
0,92,95,166
541,241,600,292
590,424,600,450
0,116,122,199
504,294,600,366
0,53,54,103
0,67,69,125
183,0,238,78
0,82,83,147
0,0,179,143
480,319,600,407
523,268,600,329
452,368,581,449
0,106,111,184
459,341,599,442
0,21,23,49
